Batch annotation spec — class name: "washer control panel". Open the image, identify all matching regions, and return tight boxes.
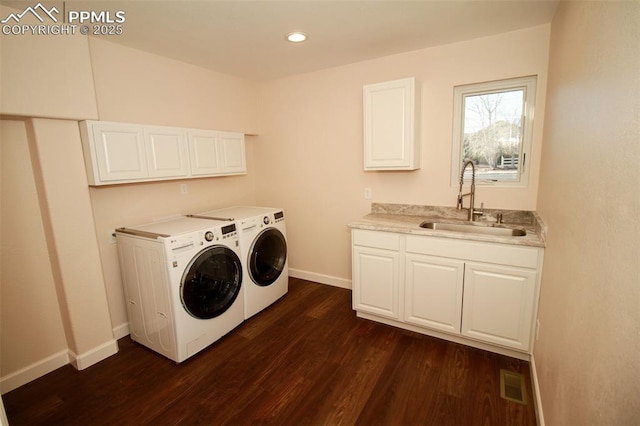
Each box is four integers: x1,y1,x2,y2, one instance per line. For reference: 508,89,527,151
273,211,285,223
220,223,238,240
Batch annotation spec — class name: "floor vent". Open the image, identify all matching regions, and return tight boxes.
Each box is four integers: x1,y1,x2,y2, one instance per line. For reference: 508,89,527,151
500,369,527,405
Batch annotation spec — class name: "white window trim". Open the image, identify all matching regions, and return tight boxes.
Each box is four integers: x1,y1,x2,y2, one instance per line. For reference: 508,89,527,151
450,76,537,188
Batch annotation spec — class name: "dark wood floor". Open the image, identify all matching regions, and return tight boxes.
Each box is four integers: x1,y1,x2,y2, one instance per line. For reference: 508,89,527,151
4,278,536,425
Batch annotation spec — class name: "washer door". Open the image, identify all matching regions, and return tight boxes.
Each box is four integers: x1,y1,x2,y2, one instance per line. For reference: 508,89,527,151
181,246,242,319
249,228,287,287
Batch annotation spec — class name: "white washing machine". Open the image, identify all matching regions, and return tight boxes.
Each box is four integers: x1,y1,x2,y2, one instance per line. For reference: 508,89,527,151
191,206,288,319
115,216,244,362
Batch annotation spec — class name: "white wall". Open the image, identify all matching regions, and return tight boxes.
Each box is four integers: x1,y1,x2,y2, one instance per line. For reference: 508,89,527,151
26,118,117,362
535,2,640,424
0,2,110,391
0,120,68,380
0,4,97,120
0,34,259,391
255,25,550,285
88,38,259,134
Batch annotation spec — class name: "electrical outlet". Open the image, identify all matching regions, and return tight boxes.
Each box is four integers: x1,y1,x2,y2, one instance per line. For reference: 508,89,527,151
180,183,188,194
364,187,372,200
536,319,540,340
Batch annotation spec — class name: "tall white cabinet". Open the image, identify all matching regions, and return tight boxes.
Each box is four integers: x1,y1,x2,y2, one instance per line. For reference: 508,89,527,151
80,120,246,186
363,77,420,170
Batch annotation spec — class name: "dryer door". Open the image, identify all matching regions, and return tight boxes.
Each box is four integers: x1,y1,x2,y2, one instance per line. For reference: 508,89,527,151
249,228,287,287
181,246,242,319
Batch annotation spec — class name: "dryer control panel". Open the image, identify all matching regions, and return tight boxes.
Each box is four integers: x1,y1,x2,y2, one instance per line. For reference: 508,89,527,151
259,211,285,227
167,224,238,255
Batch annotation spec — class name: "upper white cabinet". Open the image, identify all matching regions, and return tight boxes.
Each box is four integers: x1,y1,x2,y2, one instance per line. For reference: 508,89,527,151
217,131,247,175
144,126,189,179
80,121,246,186
188,130,221,176
363,77,420,171
188,130,246,176
81,121,148,183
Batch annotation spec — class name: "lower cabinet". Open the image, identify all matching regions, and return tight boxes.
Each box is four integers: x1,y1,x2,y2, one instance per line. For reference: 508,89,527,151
404,253,464,334
352,228,543,356
352,230,401,320
461,262,536,351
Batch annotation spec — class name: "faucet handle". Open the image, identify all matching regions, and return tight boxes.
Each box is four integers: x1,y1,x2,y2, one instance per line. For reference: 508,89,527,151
472,203,484,221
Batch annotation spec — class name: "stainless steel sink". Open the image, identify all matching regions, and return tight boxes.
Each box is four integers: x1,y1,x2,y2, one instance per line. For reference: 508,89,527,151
419,221,527,237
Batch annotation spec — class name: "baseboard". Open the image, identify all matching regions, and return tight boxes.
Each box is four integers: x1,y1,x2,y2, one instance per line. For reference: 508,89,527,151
1,395,9,426
530,354,545,426
357,311,530,361
113,322,130,340
0,349,69,394
68,339,119,371
288,268,352,289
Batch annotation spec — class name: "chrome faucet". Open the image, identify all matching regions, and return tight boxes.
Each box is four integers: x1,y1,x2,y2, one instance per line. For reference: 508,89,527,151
456,160,482,221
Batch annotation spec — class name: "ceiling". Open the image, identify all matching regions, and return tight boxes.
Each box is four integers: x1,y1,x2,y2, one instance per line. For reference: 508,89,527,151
87,1,559,81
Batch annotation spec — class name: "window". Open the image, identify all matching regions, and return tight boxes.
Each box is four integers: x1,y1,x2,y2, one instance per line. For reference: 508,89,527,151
451,76,537,186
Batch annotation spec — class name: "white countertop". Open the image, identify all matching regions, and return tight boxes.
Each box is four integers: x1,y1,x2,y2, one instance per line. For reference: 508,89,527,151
348,204,546,248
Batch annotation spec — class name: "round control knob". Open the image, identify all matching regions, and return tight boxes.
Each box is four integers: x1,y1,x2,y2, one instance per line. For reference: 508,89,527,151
204,231,214,242
263,216,270,225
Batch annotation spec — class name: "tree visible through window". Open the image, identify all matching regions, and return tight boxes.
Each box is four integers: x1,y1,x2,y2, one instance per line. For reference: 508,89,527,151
451,76,536,186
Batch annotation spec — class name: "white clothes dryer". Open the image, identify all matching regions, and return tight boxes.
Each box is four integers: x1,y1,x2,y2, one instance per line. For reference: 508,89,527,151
115,216,243,362
191,206,288,319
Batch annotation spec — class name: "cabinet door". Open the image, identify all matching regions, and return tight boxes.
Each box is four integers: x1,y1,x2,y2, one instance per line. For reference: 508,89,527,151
90,122,147,182
461,262,536,351
363,77,419,170
352,245,401,319
187,130,221,176
404,254,464,334
144,127,189,178
218,132,246,174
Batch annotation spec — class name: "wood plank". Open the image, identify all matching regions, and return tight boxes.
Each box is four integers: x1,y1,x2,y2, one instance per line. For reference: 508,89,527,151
3,278,537,425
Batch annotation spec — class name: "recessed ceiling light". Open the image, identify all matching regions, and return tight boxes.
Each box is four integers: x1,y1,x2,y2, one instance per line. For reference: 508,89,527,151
286,32,307,43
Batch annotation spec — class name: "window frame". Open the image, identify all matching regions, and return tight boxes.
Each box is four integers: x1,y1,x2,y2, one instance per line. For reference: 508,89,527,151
450,76,537,188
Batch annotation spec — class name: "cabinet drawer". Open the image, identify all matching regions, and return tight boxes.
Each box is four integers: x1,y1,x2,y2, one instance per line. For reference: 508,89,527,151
352,229,401,250
406,235,539,269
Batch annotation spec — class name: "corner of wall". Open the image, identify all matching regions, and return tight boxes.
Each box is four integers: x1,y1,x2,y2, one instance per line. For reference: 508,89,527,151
529,353,545,426
68,339,119,371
